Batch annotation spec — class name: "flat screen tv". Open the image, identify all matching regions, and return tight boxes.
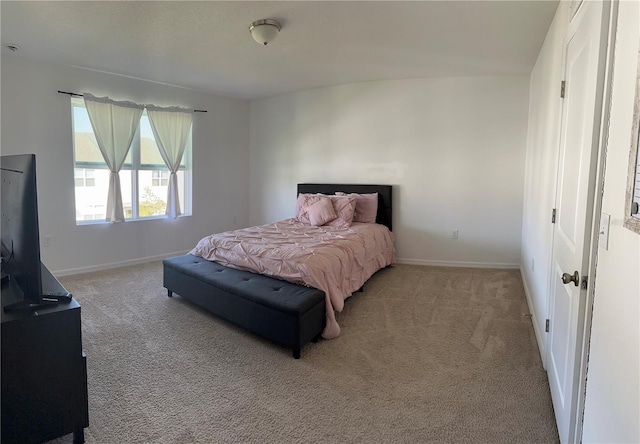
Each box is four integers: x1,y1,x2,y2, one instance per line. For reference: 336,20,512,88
1,154,45,310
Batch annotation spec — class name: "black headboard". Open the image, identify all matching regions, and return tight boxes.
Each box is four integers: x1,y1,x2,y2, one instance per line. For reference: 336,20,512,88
297,184,393,231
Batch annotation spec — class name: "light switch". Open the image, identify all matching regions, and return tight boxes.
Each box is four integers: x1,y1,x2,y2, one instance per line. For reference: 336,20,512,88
599,213,610,251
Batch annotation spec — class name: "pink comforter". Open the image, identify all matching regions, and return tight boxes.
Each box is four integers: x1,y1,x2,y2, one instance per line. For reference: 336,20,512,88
189,218,396,339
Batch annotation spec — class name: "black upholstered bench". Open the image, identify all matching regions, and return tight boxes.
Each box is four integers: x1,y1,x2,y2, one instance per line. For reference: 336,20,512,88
163,255,326,358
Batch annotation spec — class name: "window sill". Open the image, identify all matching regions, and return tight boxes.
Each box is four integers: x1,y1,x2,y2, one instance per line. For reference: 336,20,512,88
75,213,191,226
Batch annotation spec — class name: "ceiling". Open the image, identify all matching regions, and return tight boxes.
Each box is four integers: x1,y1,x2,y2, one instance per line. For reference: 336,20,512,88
1,1,559,100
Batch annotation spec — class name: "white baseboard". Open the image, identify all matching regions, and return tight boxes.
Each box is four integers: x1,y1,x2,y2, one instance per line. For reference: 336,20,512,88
52,250,191,277
396,257,520,269
520,266,547,369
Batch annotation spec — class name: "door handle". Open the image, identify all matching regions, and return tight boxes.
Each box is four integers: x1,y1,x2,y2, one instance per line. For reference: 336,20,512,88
561,271,579,286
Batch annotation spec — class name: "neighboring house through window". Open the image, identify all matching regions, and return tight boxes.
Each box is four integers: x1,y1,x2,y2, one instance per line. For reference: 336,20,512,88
71,97,192,223
74,168,95,187
152,170,170,187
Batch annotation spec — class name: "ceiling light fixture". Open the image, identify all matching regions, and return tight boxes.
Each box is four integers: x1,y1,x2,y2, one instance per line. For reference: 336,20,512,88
3,43,20,52
249,19,281,46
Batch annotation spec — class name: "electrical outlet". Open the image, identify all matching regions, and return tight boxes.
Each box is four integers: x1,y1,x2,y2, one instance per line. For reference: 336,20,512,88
43,235,51,248
451,230,459,239
599,213,610,250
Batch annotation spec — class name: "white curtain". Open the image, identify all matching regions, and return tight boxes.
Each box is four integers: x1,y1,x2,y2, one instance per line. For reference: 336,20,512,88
146,105,193,219
84,93,144,223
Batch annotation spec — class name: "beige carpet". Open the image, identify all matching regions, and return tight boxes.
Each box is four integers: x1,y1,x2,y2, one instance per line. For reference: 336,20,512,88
49,262,558,443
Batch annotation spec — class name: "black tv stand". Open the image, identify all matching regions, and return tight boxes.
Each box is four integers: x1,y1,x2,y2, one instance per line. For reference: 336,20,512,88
1,264,89,444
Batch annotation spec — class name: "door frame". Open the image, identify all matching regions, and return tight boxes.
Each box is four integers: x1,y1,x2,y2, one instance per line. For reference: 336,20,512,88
571,1,619,442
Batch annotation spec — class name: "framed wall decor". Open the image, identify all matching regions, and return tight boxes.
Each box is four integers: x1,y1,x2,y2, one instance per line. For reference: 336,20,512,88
624,43,640,234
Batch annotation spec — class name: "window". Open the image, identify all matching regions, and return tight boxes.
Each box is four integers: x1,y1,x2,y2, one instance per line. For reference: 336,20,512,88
71,97,192,223
625,48,640,234
82,204,105,221
74,168,95,187
152,170,169,187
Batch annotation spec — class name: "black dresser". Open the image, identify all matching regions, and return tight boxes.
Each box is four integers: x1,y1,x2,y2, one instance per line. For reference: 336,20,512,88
1,265,89,444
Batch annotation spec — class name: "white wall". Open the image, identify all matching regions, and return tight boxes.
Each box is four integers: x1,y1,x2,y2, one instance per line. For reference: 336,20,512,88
249,77,530,268
520,2,569,361
582,2,640,442
1,56,250,275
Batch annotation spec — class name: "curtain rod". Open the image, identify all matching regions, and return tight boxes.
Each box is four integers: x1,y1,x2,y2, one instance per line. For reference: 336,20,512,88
57,90,207,113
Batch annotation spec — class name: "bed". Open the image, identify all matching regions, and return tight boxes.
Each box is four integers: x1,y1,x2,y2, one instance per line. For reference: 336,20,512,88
163,184,395,358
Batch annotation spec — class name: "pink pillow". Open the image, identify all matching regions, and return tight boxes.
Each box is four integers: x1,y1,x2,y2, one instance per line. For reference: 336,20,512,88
306,197,337,226
296,193,323,224
324,195,356,228
335,192,378,223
